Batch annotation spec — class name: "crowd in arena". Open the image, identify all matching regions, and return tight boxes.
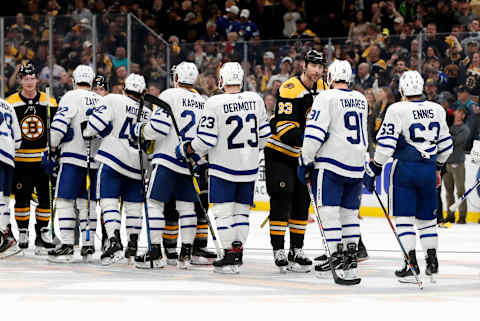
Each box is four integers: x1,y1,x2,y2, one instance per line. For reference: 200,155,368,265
3,0,480,224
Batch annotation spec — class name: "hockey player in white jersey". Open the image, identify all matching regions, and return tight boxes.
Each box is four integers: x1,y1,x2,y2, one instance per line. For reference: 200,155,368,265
0,99,22,258
84,73,151,265
176,62,271,274
298,60,368,281
363,70,452,283
44,65,103,263
131,62,205,269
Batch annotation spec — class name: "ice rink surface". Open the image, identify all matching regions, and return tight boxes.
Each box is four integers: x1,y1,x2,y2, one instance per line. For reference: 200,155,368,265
1,211,479,319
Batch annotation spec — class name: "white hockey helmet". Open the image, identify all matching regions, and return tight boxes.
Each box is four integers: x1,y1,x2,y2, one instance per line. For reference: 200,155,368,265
399,70,424,97
124,73,146,94
218,62,244,89
72,65,95,86
326,59,352,87
174,61,199,85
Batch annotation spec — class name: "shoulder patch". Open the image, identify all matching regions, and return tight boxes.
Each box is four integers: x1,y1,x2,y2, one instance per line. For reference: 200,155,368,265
279,77,304,99
285,82,295,89
6,93,21,104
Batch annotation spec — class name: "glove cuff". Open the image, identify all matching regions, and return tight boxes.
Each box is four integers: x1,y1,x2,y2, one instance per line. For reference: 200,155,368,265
368,161,383,176
436,162,444,171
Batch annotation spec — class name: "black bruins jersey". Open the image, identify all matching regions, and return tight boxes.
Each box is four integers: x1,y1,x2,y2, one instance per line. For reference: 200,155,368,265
6,91,57,162
266,76,328,163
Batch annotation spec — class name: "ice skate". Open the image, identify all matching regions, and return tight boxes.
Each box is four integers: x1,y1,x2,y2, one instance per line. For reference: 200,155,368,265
357,237,368,262
18,228,29,249
273,249,288,273
191,246,217,265
343,243,359,281
165,247,179,266
47,244,74,263
315,244,343,278
34,224,56,255
178,243,192,269
395,250,420,284
425,248,438,283
124,234,138,264
0,225,22,259
135,244,166,269
287,248,312,273
232,241,243,266
100,230,123,266
81,245,95,263
213,249,239,274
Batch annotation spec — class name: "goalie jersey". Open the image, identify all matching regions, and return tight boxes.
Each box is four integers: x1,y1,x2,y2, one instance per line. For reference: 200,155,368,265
85,93,151,180
142,87,206,175
0,99,21,167
50,89,104,169
190,91,271,182
374,100,453,166
301,88,369,178
266,76,328,163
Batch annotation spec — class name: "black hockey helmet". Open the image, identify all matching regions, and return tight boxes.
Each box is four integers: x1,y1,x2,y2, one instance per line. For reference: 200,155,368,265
18,62,36,78
304,50,325,66
93,74,108,90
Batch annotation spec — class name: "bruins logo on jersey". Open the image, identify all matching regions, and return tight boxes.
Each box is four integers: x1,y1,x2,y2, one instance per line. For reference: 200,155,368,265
20,114,44,141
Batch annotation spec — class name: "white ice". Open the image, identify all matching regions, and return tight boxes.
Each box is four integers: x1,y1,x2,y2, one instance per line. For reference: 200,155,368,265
1,210,479,320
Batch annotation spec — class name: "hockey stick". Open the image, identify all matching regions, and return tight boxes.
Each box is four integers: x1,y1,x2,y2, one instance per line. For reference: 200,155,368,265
45,87,61,245
448,178,480,212
143,94,223,257
137,96,154,269
373,190,423,290
260,215,269,228
306,181,361,285
85,139,91,242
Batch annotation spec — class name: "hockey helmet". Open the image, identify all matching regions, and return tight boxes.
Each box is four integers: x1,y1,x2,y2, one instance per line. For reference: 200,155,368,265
124,73,146,94
18,62,36,78
93,74,107,89
218,62,244,89
304,50,325,66
174,62,199,85
326,59,352,86
399,70,424,97
72,64,95,86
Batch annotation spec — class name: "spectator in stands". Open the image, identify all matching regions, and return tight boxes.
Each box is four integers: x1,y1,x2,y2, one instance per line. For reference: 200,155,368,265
234,9,260,41
348,10,369,45
283,0,301,38
263,93,275,117
72,0,92,25
424,22,448,58
352,62,378,90
372,87,395,139
292,54,304,76
455,0,477,26
200,20,225,42
10,13,33,43
267,56,292,90
443,105,471,224
290,18,316,39
425,78,439,101
111,46,127,69
216,5,239,38
38,55,66,88
464,51,480,95
148,82,162,97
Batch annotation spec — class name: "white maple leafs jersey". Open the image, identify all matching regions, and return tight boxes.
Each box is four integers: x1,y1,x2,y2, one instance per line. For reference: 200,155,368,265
0,99,21,167
85,94,151,180
51,89,104,169
190,91,271,182
301,89,369,178
142,87,206,175
374,99,452,166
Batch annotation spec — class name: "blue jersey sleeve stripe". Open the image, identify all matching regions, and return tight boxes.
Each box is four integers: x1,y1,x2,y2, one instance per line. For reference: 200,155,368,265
306,124,327,136
197,131,217,138
260,131,271,138
152,153,188,168
92,113,108,127
198,136,214,147
52,118,69,127
259,123,270,130
437,136,451,144
150,123,168,136
88,121,102,134
0,149,14,160
314,157,365,172
377,142,396,150
151,118,171,127
425,146,437,153
209,164,258,175
51,126,66,135
304,134,324,144
438,143,453,154
97,150,142,174
377,135,398,141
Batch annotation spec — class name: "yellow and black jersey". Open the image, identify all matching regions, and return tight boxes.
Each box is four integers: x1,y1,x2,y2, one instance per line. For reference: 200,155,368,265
266,76,328,163
6,91,57,162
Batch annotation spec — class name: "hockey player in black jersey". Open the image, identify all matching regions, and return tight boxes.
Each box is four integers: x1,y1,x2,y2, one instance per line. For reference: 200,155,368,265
265,50,328,272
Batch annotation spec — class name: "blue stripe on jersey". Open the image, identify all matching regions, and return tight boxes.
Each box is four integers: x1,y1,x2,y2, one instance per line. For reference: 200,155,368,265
198,136,214,147
197,131,217,138
304,134,324,144
306,124,327,136
420,233,438,239
61,152,87,161
396,224,414,227
377,136,398,141
153,153,188,168
426,146,436,153
0,132,8,137
437,136,451,144
259,123,270,130
52,118,69,127
15,138,22,142
150,123,168,136
438,143,453,154
209,164,258,176
377,142,395,150
314,157,365,172
97,150,142,174
151,118,170,127
92,113,108,127
88,121,102,134
260,131,271,138
0,149,13,161
51,126,66,135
